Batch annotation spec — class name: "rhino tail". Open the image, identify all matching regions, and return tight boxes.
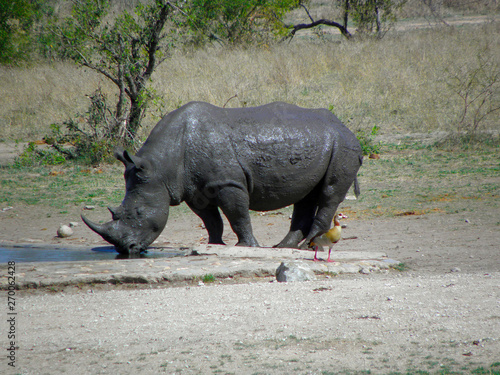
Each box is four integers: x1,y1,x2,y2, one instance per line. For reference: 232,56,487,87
353,176,361,198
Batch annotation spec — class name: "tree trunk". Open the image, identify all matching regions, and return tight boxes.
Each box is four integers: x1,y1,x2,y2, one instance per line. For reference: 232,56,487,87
375,4,382,38
343,0,350,30
126,97,144,146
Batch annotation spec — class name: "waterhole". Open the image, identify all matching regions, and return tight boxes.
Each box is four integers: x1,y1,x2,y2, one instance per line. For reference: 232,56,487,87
0,245,185,263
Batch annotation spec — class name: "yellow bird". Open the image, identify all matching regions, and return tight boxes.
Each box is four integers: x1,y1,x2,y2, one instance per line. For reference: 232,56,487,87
309,213,346,262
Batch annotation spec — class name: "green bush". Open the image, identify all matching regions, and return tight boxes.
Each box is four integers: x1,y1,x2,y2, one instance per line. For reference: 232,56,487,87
356,125,381,156
14,142,66,168
46,88,126,166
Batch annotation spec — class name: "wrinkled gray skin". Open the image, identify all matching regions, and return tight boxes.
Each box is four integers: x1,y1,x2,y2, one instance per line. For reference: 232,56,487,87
82,102,363,254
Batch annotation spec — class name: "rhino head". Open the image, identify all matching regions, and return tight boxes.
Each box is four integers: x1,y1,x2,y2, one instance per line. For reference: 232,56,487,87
82,148,170,254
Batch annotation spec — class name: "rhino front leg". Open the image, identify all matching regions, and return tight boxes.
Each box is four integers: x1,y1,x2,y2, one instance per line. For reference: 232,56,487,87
188,203,225,245
217,186,259,247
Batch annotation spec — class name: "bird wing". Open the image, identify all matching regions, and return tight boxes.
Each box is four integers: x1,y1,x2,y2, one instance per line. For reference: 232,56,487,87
324,226,341,243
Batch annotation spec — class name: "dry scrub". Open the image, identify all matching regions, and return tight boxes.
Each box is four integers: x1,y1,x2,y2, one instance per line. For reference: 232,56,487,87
1,22,499,140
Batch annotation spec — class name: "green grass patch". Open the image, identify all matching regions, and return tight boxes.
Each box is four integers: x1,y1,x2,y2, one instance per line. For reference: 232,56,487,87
1,144,499,221
0,164,124,209
202,274,216,283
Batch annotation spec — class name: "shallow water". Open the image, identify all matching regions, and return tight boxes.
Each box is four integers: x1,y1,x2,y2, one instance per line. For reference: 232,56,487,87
0,245,184,263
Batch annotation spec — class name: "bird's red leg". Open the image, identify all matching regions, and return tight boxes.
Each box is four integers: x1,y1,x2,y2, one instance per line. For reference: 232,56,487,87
326,248,334,263
313,246,321,262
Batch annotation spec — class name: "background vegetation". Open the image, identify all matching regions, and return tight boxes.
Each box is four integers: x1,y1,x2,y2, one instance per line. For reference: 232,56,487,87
1,2,498,135
0,0,499,166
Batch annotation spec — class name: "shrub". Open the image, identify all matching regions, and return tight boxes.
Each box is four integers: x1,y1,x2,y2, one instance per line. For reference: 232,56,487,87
445,49,500,139
14,141,65,168
356,125,381,156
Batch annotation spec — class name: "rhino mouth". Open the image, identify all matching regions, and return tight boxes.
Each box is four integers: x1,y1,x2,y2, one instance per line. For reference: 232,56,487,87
121,241,148,255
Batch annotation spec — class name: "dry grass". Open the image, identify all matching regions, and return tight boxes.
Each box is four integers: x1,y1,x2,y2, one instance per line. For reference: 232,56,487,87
0,21,499,141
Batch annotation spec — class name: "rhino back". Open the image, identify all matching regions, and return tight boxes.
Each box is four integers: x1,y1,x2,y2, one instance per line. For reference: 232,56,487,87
138,102,359,210
178,102,355,211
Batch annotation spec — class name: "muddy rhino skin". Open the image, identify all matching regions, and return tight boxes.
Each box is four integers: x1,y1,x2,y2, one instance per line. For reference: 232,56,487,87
82,101,362,254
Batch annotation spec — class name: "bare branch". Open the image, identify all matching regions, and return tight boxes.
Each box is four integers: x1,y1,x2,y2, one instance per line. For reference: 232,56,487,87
299,2,314,23
289,19,352,39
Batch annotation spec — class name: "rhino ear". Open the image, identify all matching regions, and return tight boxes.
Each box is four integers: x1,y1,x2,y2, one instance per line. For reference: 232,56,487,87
114,147,132,167
114,148,151,173
128,153,151,174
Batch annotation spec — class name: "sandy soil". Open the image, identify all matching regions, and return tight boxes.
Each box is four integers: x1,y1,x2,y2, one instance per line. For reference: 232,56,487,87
1,138,499,374
1,199,499,374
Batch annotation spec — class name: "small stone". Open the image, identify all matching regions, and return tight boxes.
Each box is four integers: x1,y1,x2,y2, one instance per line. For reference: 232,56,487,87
360,267,370,274
450,267,461,273
84,205,95,210
57,225,73,238
69,222,79,227
276,261,316,282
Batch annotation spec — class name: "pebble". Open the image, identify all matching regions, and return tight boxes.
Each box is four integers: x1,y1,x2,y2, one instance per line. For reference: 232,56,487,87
360,267,371,274
57,225,73,238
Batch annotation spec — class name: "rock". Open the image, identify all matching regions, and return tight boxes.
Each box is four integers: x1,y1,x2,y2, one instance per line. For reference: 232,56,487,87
450,267,461,273
276,261,316,282
69,222,79,228
57,225,73,238
360,267,371,274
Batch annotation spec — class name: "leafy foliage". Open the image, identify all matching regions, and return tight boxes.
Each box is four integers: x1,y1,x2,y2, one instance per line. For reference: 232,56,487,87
46,0,182,147
281,0,406,40
356,125,381,156
184,0,299,45
16,88,130,166
51,88,119,165
14,141,66,168
349,0,406,37
0,0,49,64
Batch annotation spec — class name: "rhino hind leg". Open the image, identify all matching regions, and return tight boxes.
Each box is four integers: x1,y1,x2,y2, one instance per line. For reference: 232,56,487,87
304,201,341,245
275,193,318,248
302,178,355,246
188,204,225,245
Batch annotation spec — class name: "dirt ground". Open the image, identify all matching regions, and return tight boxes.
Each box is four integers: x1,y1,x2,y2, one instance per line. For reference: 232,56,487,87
0,137,499,374
1,196,499,374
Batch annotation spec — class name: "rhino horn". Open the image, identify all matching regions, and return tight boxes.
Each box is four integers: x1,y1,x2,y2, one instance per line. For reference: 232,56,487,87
107,206,122,220
81,214,119,244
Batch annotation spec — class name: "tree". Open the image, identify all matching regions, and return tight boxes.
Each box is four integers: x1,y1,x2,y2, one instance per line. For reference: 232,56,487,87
284,0,352,39
49,0,182,147
349,0,404,38
183,0,300,45
0,0,46,64
281,0,406,40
